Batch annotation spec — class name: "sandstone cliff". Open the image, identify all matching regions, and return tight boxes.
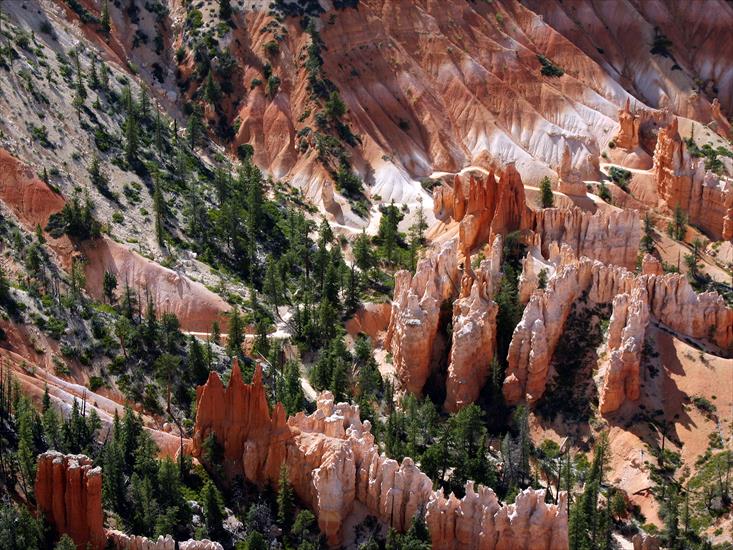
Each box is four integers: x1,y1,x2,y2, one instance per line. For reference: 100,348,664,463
529,207,641,270
191,360,281,481
36,451,105,550
653,118,733,241
598,288,650,415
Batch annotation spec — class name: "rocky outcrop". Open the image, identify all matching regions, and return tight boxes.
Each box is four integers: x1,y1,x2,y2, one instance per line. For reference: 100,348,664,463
433,165,530,255
505,247,732,405
653,118,733,241
598,288,650,414
36,451,105,550
287,393,568,549
615,99,641,150
530,207,641,269
385,239,460,395
191,360,284,482
711,98,732,139
427,486,568,550
444,237,502,412
632,533,661,550
557,144,587,196
108,531,223,550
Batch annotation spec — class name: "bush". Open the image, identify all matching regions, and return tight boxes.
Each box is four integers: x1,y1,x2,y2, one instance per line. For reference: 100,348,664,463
537,54,564,77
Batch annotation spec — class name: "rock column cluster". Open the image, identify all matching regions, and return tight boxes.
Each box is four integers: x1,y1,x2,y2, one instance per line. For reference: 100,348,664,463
35,451,106,550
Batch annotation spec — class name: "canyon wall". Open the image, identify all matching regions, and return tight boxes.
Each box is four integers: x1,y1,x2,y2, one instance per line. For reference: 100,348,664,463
653,118,733,241
503,247,733,408
36,451,106,550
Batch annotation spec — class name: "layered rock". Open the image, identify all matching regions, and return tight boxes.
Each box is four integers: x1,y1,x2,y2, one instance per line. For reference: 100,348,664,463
598,288,650,414
36,451,105,550
433,165,530,255
615,99,641,150
444,237,502,412
427,485,568,550
530,207,641,269
557,145,587,196
107,532,223,550
191,360,283,481
385,239,460,395
504,247,732,405
653,118,733,241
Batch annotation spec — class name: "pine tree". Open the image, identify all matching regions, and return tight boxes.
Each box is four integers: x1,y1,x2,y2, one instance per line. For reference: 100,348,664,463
641,213,655,254
188,336,209,385
54,534,77,550
282,360,304,415
227,306,245,357
201,480,224,538
277,464,295,528
103,270,117,303
540,176,554,208
89,54,100,89
100,0,111,37
203,70,219,105
153,175,165,245
219,0,233,21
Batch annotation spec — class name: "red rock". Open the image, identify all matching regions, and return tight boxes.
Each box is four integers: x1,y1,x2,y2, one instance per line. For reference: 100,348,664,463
615,99,641,150
192,360,280,481
36,451,105,550
653,118,733,241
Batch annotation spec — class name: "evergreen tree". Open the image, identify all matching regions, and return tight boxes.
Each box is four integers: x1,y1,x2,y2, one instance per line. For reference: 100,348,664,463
219,0,233,21
153,175,165,245
353,230,374,272
187,105,204,149
188,336,209,385
203,70,219,105
281,360,304,415
201,480,224,539
100,0,111,37
103,270,117,303
55,534,77,550
227,306,245,357
277,464,295,528
540,176,554,208
641,213,655,254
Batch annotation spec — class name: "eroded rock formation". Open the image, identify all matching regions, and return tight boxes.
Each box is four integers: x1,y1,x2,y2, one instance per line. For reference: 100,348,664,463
530,207,641,269
504,246,733,406
444,236,502,413
598,288,650,414
108,532,223,550
653,118,733,241
615,99,641,150
36,451,105,550
385,239,460,395
433,165,530,255
192,372,568,548
191,360,285,482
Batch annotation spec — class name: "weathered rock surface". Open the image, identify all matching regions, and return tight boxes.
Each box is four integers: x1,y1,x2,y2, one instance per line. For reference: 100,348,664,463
505,247,732,405
599,288,650,414
36,451,105,550
530,207,641,269
615,99,641,150
108,531,223,550
444,237,502,412
385,239,460,395
191,360,278,481
191,368,569,549
433,165,530,255
653,118,733,241
632,533,661,550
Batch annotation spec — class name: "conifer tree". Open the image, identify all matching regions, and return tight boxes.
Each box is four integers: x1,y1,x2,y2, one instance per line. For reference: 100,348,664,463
540,176,554,208
277,464,295,528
